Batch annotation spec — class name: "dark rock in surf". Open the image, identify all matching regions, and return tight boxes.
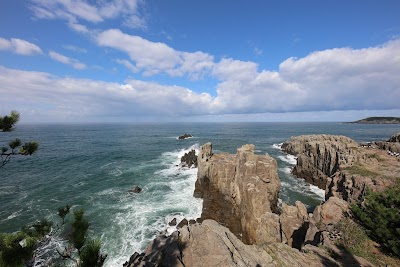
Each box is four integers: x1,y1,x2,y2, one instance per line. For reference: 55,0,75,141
178,133,193,140
129,186,142,193
180,149,197,168
177,218,188,229
168,218,177,226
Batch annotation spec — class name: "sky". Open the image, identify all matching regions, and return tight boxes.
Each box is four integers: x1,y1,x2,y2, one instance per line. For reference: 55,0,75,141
0,0,399,123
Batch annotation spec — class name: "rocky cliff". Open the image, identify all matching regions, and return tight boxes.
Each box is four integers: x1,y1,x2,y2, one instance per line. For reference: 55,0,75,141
194,143,281,245
124,142,379,267
282,134,400,202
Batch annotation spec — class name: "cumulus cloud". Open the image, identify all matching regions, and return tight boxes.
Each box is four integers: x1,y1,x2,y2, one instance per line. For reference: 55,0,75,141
29,0,146,31
49,51,87,69
97,29,214,79
210,39,400,114
0,66,212,122
0,37,42,55
1,39,399,122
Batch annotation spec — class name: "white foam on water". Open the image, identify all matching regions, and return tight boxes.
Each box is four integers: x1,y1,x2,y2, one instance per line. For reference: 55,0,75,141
309,184,325,200
278,155,297,165
280,167,292,174
272,143,283,150
101,144,203,267
3,209,23,221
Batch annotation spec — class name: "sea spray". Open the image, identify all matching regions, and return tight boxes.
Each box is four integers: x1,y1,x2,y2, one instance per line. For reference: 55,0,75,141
101,144,203,266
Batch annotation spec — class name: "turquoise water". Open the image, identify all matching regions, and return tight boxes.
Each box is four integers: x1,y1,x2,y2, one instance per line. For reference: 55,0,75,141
1,122,399,265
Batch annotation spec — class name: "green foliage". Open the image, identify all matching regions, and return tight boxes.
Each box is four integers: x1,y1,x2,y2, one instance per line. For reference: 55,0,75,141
335,217,369,256
0,111,38,168
0,111,20,132
0,231,38,267
346,165,378,177
72,209,90,252
58,205,71,225
351,186,400,257
80,239,107,267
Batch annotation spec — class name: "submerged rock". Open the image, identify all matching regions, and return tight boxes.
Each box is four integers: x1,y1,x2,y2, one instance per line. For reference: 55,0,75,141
128,186,142,193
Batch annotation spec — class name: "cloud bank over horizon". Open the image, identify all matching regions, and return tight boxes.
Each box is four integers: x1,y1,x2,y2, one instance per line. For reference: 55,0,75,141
1,37,399,122
0,1,399,122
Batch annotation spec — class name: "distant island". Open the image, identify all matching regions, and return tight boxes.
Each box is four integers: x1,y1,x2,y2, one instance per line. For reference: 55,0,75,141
349,116,400,124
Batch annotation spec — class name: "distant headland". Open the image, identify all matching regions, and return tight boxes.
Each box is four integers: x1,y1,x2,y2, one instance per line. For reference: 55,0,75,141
348,116,400,124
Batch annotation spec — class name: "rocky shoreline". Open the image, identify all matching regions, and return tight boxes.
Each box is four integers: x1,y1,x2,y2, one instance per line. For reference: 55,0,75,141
124,133,400,267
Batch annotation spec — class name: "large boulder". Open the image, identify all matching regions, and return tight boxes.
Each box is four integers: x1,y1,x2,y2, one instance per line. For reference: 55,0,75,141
195,143,281,245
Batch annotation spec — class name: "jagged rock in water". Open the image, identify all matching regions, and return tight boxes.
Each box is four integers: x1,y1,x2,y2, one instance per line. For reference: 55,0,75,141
178,133,193,140
282,134,359,190
195,143,281,245
128,186,142,193
168,218,177,226
180,149,197,168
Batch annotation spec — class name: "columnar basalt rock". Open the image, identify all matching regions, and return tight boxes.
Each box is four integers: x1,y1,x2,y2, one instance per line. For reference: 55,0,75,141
282,134,399,203
195,143,281,245
282,134,359,190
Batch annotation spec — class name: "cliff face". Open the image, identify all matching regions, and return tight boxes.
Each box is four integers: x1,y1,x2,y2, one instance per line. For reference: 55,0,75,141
125,142,377,267
282,134,399,202
194,143,281,245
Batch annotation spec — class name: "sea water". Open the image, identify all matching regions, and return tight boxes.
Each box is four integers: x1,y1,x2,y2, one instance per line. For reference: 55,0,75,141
1,122,399,266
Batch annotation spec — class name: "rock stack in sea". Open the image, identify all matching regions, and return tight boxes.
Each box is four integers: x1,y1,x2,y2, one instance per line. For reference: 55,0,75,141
124,142,377,267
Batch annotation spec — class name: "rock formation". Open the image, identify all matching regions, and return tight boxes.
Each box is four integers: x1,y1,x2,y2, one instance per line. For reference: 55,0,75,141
282,134,399,203
194,143,281,245
123,219,342,267
178,133,193,140
180,149,197,168
124,142,379,267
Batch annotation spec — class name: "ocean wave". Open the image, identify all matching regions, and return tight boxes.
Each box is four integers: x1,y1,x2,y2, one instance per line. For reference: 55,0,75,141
101,143,203,266
277,155,297,165
272,143,283,150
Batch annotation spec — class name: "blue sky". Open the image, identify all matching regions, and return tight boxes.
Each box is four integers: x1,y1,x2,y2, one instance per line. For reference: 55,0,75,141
0,0,399,122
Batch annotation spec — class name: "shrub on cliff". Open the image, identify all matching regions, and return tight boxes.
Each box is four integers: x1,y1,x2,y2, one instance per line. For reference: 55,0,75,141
351,185,400,257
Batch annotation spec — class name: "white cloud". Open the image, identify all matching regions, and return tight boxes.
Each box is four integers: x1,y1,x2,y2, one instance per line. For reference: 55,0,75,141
0,66,213,122
1,39,400,122
0,37,42,55
29,0,146,30
210,39,400,114
49,51,87,69
97,29,214,78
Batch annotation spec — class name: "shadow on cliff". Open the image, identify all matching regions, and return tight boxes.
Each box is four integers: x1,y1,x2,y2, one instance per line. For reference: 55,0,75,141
124,236,188,267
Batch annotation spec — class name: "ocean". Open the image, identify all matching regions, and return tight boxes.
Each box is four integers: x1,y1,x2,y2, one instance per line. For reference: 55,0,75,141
1,122,399,266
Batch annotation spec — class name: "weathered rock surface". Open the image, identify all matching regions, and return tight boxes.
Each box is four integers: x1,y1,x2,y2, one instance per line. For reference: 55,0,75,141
282,134,359,189
280,201,308,249
180,149,197,168
195,143,281,245
282,134,399,203
124,219,341,267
